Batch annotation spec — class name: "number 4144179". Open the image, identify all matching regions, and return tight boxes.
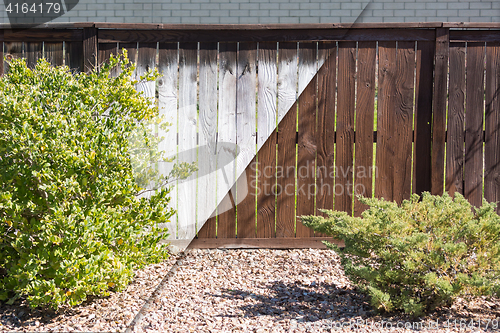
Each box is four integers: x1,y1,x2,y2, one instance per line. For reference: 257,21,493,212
5,2,62,14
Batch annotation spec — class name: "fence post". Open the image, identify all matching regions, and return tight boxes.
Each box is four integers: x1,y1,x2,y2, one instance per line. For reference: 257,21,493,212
431,27,449,195
83,27,98,74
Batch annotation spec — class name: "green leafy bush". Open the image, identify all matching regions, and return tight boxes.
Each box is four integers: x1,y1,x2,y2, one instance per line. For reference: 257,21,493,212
301,192,500,316
0,56,178,308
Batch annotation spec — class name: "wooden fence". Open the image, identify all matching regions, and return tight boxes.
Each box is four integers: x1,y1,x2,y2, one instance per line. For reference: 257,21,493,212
2,23,500,248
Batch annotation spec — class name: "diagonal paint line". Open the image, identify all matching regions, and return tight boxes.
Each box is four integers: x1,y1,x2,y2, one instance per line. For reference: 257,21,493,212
171,0,376,247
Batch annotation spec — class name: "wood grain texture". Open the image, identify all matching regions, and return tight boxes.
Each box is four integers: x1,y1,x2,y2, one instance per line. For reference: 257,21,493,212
431,28,449,195
216,42,237,238
235,42,257,238
177,42,198,240
485,42,500,213
188,237,344,249
464,42,485,207
276,42,298,238
65,42,83,72
197,42,218,238
392,41,415,203
256,42,278,238
83,27,98,73
446,42,466,196
296,42,317,237
277,42,298,124
136,43,157,100
315,42,336,220
157,42,178,239
25,42,42,68
413,41,434,195
98,42,118,70
97,29,436,44
335,41,356,213
3,42,23,74
118,42,138,75
353,41,376,216
43,42,63,66
375,42,397,202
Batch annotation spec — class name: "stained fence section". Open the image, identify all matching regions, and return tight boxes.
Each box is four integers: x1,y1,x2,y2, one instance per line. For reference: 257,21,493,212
2,24,500,246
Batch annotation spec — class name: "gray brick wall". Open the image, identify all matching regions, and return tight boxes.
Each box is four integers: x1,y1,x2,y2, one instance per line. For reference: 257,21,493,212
1,0,499,24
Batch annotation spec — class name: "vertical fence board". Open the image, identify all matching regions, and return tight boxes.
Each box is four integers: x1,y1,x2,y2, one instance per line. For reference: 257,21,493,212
353,41,376,216
177,42,198,240
65,42,83,72
446,42,466,196
431,28,449,195
276,42,298,238
485,42,500,213
393,41,415,203
25,42,42,68
335,41,356,213
98,42,118,71
3,42,23,74
296,42,317,237
465,42,485,207
375,42,397,201
277,42,298,124
44,42,63,66
413,41,434,195
136,43,157,99
256,42,278,238
83,27,98,73
197,42,218,238
216,42,237,238
235,42,257,238
157,42,178,239
315,42,336,219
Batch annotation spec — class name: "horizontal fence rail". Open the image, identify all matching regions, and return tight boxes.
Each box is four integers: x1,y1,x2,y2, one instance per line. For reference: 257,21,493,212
2,23,500,245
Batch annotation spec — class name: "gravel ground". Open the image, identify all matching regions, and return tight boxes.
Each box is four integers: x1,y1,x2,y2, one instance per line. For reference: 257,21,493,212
1,248,499,332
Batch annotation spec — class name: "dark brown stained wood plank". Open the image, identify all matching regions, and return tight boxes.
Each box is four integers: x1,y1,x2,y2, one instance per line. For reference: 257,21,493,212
197,42,218,238
485,42,500,213
65,42,83,72
3,29,83,42
449,30,500,42
187,237,344,249
118,42,138,74
197,216,217,238
216,42,237,239
83,27,98,73
25,42,42,68
444,22,500,29
353,41,376,216
335,41,356,213
3,42,23,74
392,41,415,203
315,42,336,220
256,42,277,238
375,42,397,202
43,42,63,66
0,22,93,30
413,41,434,195
235,41,258,238
276,42,298,238
431,28,449,195
296,42,317,237
136,42,157,95
446,42,466,196
465,42,485,207
97,29,436,44
256,132,278,238
98,42,118,68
